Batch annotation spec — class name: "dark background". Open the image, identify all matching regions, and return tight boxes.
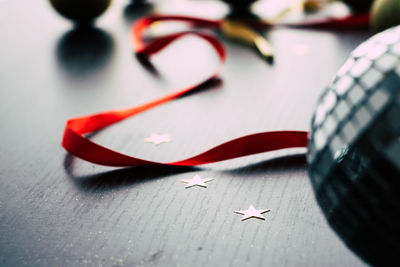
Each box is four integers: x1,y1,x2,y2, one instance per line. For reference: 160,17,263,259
0,0,369,266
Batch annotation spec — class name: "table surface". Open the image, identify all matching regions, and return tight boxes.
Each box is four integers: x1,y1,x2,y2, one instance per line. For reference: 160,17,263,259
0,0,370,266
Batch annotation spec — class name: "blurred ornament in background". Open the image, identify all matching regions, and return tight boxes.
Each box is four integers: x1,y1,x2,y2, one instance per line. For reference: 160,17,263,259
341,0,374,12
56,26,114,77
371,0,400,33
49,0,111,23
221,0,258,18
308,25,400,266
124,0,153,22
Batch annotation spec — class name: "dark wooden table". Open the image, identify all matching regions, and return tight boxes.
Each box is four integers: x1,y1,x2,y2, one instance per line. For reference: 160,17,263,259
0,0,370,266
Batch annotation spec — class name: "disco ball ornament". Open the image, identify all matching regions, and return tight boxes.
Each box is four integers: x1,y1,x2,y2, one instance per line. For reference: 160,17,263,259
49,0,112,22
307,26,400,266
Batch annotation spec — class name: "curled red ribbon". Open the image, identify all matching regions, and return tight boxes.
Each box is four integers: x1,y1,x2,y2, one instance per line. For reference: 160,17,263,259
62,15,315,167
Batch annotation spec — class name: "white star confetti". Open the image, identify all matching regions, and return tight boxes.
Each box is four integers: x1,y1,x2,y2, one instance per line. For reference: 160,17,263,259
234,205,270,221
181,174,213,188
144,133,171,145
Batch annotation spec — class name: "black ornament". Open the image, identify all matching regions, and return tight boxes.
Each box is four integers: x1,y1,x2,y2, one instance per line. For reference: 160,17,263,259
220,0,258,18
49,0,111,23
341,0,374,12
308,26,400,266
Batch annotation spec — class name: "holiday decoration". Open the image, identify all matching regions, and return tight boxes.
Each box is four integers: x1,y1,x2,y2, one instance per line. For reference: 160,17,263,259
144,133,171,145
342,0,374,11
220,0,257,17
220,19,274,62
181,175,214,188
59,9,400,264
371,0,400,33
307,26,400,266
62,15,309,167
49,0,111,22
234,205,270,221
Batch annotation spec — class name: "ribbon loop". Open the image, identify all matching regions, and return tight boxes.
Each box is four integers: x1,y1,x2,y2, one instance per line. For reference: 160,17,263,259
62,15,308,168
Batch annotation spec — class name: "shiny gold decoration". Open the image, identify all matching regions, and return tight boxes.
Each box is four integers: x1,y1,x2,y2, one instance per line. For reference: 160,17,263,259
302,0,323,13
371,0,400,33
221,20,274,62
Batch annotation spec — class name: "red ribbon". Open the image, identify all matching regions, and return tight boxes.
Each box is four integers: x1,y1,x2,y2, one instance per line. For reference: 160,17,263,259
63,13,368,167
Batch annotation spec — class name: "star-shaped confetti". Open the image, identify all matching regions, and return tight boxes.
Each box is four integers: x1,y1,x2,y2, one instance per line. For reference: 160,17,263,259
144,133,171,145
181,174,213,188
234,205,270,221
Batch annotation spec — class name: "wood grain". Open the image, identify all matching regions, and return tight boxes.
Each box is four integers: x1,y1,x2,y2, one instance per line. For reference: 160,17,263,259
0,0,369,266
